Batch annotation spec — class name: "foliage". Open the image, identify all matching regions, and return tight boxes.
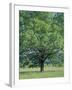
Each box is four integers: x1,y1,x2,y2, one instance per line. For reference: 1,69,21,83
19,11,64,72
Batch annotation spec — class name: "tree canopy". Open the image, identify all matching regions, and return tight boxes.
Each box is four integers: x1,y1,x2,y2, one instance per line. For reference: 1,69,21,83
19,11,64,72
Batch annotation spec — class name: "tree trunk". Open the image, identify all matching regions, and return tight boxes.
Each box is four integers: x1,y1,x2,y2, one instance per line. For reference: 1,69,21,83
40,60,44,72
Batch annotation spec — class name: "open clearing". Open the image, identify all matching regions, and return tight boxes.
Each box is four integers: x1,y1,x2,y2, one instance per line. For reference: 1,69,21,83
19,66,64,79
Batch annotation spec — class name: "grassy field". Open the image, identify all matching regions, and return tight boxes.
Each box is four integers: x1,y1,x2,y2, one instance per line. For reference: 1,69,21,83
19,66,64,79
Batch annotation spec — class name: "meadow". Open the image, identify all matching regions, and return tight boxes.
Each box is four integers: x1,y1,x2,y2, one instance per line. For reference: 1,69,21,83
19,66,64,79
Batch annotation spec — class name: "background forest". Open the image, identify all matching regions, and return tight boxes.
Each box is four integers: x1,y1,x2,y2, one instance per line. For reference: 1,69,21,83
19,11,64,79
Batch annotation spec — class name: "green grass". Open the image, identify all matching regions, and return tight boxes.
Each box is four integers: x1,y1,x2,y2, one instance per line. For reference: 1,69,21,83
19,66,64,79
